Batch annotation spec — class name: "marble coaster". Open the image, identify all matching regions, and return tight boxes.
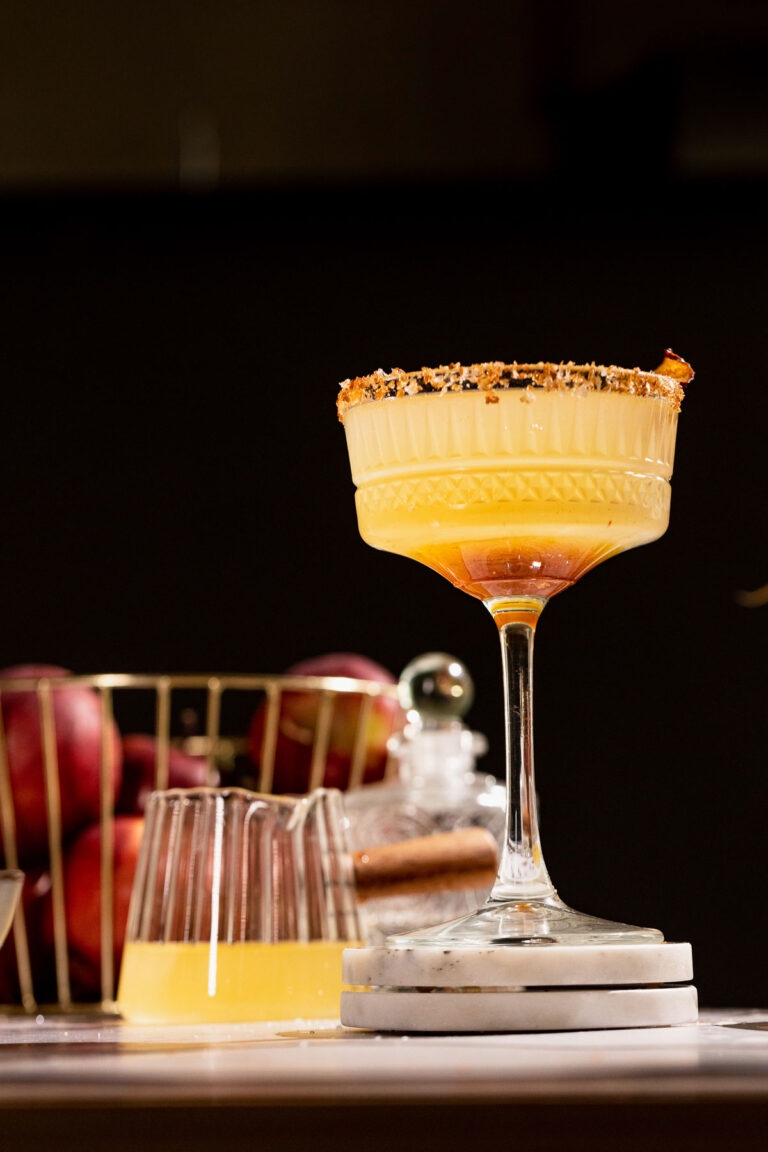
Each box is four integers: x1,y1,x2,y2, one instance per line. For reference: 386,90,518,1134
343,943,693,989
341,986,699,1033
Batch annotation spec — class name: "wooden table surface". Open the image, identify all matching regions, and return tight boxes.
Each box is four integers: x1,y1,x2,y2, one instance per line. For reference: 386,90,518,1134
2,1009,768,1151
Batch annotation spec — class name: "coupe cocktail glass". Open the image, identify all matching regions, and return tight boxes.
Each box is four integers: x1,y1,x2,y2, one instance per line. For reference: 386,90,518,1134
338,359,690,947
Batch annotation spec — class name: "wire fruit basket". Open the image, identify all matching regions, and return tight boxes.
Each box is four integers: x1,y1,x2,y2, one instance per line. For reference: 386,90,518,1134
0,670,401,1013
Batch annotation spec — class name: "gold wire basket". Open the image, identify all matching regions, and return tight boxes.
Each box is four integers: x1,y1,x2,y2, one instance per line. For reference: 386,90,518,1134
0,671,401,1014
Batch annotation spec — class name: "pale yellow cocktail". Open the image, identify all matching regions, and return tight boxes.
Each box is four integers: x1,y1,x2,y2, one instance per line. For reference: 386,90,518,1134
119,939,356,1024
344,383,678,602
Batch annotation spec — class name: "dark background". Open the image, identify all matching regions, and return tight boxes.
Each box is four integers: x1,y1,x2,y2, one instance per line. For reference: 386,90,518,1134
1,0,767,1007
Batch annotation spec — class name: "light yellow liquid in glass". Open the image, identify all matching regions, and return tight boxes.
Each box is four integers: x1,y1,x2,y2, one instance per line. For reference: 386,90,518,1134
345,387,678,600
118,940,358,1024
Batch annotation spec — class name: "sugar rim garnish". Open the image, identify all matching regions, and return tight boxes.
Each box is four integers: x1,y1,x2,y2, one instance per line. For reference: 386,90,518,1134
337,360,688,421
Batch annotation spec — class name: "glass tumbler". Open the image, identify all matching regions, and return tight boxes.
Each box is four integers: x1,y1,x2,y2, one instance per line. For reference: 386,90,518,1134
117,787,363,1024
0,869,23,950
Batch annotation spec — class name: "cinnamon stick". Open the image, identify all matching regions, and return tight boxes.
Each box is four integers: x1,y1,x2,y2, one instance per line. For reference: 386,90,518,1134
351,827,498,902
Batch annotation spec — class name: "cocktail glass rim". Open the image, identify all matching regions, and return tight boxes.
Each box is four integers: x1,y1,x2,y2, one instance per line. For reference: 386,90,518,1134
337,359,685,422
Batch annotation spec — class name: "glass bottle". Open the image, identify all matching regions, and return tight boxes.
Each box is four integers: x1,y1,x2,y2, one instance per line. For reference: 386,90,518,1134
344,652,505,942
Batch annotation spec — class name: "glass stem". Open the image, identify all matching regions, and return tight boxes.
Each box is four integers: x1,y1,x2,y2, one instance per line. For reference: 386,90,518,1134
486,597,556,902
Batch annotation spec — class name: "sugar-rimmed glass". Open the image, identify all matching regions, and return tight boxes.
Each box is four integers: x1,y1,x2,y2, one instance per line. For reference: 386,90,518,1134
339,360,687,947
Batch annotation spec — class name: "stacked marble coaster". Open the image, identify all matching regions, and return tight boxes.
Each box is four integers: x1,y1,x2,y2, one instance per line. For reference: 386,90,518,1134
341,943,697,1032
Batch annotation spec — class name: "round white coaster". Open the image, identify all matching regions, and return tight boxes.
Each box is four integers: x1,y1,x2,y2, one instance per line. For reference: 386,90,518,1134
343,942,693,989
341,985,699,1033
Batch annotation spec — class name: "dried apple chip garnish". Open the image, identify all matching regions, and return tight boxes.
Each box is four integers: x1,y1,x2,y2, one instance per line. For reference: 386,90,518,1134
654,349,695,384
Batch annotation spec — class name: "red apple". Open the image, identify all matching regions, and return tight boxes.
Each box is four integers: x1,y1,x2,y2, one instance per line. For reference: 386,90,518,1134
116,734,212,815
0,664,123,864
249,653,401,793
51,815,144,996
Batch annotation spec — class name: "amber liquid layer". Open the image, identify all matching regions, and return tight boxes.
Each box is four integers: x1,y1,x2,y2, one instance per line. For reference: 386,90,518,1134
344,388,678,600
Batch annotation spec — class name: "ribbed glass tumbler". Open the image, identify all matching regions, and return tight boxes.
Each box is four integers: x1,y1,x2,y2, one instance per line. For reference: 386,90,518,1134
118,787,363,1024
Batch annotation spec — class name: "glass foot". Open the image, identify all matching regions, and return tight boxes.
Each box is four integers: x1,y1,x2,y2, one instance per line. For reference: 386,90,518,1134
388,895,664,948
